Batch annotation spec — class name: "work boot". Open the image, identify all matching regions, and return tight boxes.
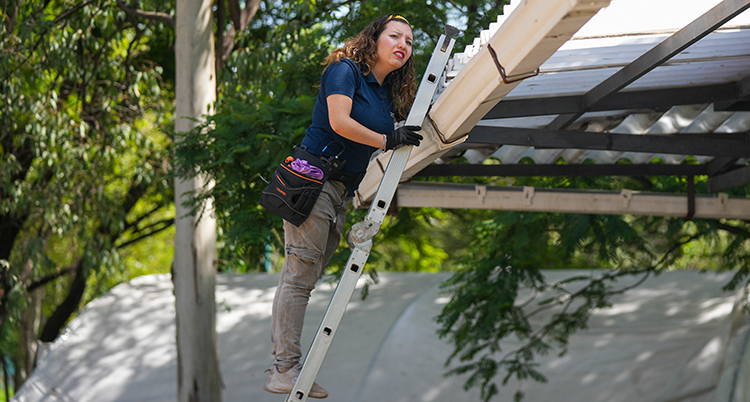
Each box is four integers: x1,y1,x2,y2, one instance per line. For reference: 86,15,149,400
263,364,329,399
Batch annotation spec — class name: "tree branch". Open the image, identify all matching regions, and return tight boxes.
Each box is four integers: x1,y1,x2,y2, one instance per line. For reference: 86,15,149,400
228,0,241,28
116,0,175,27
39,258,86,342
239,0,261,29
220,0,261,63
26,265,77,293
716,222,750,240
3,0,19,33
121,203,165,234
131,215,174,237
116,218,174,249
52,0,97,25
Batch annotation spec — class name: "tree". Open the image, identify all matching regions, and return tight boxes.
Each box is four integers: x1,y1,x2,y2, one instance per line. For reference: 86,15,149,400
1,0,174,392
173,0,221,399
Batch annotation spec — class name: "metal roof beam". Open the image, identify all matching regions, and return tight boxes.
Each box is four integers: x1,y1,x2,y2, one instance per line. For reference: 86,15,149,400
466,126,750,158
707,157,739,176
739,74,750,98
715,101,750,111
483,82,741,119
396,182,750,220
714,75,750,111
546,0,750,130
708,166,750,192
415,164,707,178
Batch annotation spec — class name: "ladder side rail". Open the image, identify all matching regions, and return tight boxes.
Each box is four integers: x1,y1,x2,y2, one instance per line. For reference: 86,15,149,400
365,35,455,225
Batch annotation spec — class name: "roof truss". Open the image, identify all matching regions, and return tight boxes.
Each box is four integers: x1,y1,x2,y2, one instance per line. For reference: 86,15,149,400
465,126,750,158
354,0,611,206
356,1,750,210
483,81,747,119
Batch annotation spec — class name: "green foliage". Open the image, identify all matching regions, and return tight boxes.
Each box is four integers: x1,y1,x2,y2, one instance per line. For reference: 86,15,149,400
332,0,510,60
375,208,452,272
320,206,476,299
175,4,334,270
174,95,314,269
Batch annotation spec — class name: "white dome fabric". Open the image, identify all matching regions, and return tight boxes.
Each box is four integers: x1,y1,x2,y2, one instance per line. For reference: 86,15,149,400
13,270,750,402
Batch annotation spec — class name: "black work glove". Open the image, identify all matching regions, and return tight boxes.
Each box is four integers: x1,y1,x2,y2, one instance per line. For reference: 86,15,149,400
384,125,423,151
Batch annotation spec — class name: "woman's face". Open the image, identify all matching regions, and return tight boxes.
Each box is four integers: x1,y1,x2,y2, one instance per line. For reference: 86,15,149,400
374,20,413,75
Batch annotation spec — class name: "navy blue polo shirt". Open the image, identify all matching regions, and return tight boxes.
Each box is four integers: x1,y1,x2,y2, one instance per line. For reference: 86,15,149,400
300,58,395,195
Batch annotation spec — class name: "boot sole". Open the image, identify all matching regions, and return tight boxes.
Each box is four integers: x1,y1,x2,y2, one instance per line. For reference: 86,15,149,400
263,385,292,394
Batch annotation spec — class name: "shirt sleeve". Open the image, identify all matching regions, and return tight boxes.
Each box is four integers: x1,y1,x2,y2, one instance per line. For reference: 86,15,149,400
322,59,360,99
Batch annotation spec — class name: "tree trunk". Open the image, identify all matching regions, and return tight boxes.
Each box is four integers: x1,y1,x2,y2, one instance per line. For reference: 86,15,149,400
39,259,86,342
174,0,220,400
2,354,9,402
14,286,42,389
15,258,41,388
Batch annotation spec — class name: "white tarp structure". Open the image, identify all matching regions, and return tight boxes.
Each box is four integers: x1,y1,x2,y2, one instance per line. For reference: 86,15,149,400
12,270,750,402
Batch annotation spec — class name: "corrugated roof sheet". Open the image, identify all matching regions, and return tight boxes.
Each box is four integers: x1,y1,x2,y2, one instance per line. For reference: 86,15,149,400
432,0,750,169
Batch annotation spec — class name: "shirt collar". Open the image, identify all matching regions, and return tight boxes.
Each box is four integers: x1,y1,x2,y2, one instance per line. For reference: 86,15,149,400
364,71,392,88
359,62,391,88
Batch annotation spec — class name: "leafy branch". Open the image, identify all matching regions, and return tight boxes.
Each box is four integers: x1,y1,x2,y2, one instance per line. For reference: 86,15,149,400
115,0,175,27
436,218,714,402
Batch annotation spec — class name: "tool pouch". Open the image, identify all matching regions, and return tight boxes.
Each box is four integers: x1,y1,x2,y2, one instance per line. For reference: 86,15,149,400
260,147,329,227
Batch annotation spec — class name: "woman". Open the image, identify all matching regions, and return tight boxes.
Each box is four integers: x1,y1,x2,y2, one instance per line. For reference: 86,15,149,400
265,14,422,398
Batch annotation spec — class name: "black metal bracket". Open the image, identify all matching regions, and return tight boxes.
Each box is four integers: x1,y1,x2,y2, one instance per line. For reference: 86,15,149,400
442,25,460,52
487,43,540,84
428,115,469,146
685,175,696,221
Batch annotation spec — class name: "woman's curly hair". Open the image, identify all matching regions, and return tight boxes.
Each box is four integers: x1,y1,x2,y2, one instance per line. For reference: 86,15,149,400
324,14,417,121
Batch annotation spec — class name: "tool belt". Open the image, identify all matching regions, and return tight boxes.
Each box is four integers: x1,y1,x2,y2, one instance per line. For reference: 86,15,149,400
259,146,361,226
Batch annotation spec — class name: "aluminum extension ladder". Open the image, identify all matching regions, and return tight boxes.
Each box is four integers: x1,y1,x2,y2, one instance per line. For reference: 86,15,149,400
286,26,460,402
